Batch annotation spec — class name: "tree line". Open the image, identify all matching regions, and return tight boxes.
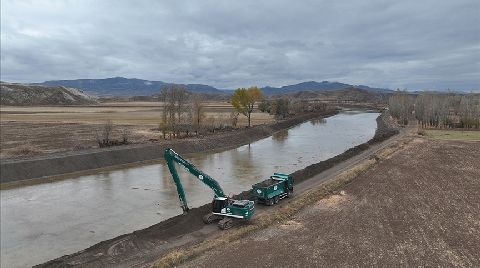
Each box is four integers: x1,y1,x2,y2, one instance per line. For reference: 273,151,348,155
94,85,331,147
157,85,263,139
389,90,480,129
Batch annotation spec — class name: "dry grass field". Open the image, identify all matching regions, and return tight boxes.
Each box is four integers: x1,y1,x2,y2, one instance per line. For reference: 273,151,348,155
0,102,274,158
0,102,272,125
425,129,480,141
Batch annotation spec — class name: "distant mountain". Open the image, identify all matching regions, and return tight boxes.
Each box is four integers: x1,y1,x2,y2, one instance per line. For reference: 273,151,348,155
40,77,224,96
1,82,97,105
261,81,391,95
38,77,392,97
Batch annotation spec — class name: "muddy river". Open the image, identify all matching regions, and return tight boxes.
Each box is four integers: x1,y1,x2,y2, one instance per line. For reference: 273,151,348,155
1,111,378,267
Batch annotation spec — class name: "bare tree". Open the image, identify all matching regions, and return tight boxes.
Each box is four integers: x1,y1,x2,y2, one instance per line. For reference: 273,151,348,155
121,128,131,144
158,89,169,139
95,120,114,147
230,111,239,128
172,85,189,123
258,99,271,113
290,99,310,114
274,98,290,119
159,85,190,138
103,120,114,142
388,90,414,125
191,93,205,131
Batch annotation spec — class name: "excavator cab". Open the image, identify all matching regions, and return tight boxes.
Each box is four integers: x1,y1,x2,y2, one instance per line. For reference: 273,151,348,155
212,197,228,213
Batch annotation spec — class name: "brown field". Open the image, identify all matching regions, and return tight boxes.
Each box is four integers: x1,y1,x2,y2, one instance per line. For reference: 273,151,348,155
0,102,274,158
0,102,272,125
179,138,480,267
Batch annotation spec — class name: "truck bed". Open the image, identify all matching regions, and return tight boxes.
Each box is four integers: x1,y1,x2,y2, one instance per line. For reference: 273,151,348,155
253,178,282,188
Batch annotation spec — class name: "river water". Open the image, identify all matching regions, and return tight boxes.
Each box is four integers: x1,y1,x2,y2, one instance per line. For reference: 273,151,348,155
0,111,378,267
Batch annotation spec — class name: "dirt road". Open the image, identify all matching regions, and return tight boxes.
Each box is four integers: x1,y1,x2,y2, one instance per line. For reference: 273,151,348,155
181,137,480,267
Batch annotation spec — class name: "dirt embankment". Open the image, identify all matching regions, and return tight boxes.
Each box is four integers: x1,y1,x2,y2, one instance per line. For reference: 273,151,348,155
37,110,399,267
1,110,338,183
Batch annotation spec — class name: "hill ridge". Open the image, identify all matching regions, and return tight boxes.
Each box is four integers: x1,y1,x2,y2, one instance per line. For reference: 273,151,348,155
38,77,391,96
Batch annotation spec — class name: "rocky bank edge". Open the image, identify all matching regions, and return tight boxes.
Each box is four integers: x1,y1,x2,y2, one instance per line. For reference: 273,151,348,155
1,110,337,183
37,110,399,267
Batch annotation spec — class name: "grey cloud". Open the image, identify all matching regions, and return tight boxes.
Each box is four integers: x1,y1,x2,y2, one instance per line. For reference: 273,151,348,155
1,0,479,90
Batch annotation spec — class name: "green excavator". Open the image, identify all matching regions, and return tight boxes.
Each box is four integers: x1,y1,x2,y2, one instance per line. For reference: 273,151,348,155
164,148,255,230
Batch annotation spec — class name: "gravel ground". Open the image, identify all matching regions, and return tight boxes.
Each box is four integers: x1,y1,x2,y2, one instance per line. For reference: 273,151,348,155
182,138,480,267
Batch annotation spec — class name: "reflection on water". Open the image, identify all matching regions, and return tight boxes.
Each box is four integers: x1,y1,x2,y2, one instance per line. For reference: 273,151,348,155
0,111,378,268
272,129,289,143
310,118,327,125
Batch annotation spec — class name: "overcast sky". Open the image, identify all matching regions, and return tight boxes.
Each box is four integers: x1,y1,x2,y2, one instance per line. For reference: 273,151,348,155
1,0,479,90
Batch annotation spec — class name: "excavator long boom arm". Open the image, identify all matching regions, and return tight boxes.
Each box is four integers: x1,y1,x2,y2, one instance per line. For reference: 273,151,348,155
164,148,226,212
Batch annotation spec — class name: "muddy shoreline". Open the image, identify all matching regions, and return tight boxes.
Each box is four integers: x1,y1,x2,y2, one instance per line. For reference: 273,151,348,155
37,110,398,267
1,110,338,184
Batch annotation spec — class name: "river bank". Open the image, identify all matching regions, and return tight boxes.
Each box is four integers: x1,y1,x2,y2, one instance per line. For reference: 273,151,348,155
36,110,399,267
1,110,338,184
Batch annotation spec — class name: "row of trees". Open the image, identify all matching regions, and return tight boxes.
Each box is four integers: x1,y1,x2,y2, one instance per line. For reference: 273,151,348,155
230,86,328,125
259,98,328,118
389,91,480,129
158,85,209,138
157,85,262,139
96,85,332,146
388,91,415,125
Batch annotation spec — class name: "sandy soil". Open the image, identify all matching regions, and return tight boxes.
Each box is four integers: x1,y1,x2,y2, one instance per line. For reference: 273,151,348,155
0,102,274,158
181,138,480,267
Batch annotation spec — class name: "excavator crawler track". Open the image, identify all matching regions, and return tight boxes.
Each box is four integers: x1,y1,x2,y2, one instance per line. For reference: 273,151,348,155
218,217,234,230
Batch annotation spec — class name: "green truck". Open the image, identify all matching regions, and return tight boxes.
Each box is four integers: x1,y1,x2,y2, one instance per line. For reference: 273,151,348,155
252,173,293,205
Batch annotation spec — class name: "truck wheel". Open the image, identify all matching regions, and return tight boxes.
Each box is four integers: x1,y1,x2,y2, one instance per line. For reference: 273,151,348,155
266,198,274,206
274,196,280,204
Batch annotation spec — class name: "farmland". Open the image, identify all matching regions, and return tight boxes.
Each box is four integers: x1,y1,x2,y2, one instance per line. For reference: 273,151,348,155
175,137,480,267
0,102,274,158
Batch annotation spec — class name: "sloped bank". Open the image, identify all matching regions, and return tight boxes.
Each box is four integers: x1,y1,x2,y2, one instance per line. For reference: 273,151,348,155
37,110,399,268
289,110,399,183
1,110,338,184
